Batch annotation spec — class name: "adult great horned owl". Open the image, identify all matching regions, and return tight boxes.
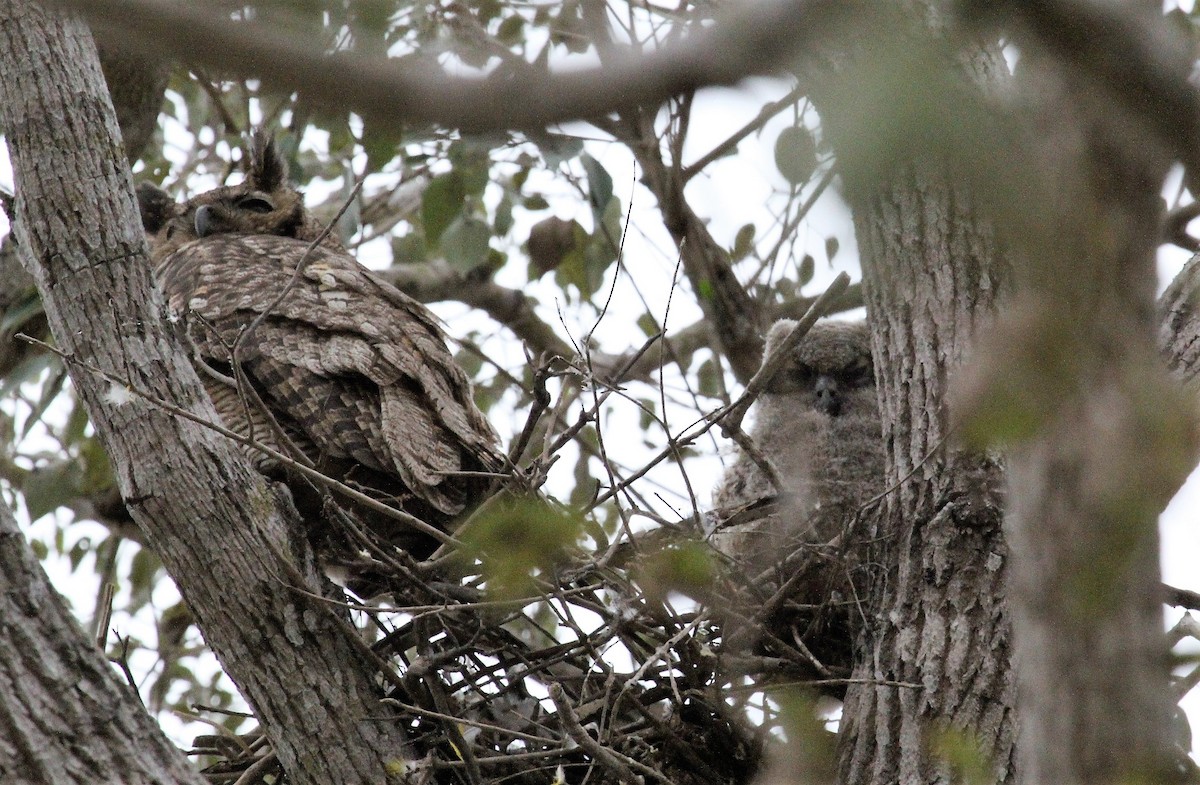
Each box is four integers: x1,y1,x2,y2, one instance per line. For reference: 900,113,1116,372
712,319,883,678
136,132,501,560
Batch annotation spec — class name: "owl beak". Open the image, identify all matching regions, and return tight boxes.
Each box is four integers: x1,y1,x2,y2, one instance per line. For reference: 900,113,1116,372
815,374,842,417
194,205,214,238
194,205,236,238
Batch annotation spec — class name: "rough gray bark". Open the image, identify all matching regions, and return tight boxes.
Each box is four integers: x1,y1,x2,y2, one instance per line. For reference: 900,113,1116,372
1160,253,1200,386
0,501,205,785
0,29,167,379
814,4,1200,781
794,13,1017,782
837,161,1013,784
0,4,411,784
996,12,1188,781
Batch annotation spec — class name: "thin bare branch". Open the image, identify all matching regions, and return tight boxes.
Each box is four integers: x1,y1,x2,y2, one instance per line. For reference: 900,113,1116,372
69,0,860,132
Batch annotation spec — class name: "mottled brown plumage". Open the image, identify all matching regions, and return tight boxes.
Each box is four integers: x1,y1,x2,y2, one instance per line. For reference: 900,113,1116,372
712,319,883,683
137,132,501,558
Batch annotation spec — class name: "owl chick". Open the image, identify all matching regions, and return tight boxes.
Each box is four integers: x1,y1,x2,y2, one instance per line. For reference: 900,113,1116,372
712,319,883,678
136,132,502,561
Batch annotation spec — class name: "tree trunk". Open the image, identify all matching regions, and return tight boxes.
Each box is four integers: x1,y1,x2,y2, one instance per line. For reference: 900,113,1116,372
998,13,1189,781
824,4,1199,783
1159,252,1200,386
0,4,412,783
798,13,1017,782
837,160,1014,783
0,501,205,784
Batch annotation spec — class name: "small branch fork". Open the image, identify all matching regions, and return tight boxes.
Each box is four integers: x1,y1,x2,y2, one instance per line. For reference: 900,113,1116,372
590,272,850,510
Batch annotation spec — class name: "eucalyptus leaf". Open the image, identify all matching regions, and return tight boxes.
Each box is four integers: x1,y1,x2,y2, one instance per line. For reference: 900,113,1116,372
22,458,83,522
731,223,756,262
422,172,466,247
441,215,492,273
774,125,818,186
581,152,614,215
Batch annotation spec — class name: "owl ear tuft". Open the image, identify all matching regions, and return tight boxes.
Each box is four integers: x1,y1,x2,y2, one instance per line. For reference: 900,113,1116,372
136,181,175,233
246,129,288,191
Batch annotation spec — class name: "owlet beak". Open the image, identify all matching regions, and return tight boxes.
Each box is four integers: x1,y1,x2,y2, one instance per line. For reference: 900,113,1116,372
815,374,842,417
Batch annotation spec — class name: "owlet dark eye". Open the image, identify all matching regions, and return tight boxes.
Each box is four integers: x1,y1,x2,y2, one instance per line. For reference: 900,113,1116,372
844,362,872,387
790,363,818,387
236,196,275,213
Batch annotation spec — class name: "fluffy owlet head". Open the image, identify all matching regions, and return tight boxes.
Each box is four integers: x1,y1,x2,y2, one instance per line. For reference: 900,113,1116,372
763,319,874,416
136,131,330,262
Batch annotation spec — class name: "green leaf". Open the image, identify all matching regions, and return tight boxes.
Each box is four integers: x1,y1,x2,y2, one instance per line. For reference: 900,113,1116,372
494,192,514,235
486,248,507,273
582,513,610,552
462,497,583,601
569,452,599,508
0,351,56,399
472,376,501,414
930,726,993,785
80,436,115,495
391,232,427,265
598,194,624,241
774,125,818,186
327,123,356,155
540,135,584,170
448,139,494,195
440,215,492,273
474,0,502,23
455,347,484,378
635,541,717,605
825,235,840,262
63,398,89,446
731,223,756,262
496,14,525,44
637,398,658,431
556,232,617,298
22,458,83,521
0,289,43,335
697,358,721,398
22,364,67,439
128,547,162,610
553,247,590,298
798,254,815,285
580,152,614,215
68,538,90,572
421,172,466,247
585,232,617,281
361,121,403,171
523,194,550,211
